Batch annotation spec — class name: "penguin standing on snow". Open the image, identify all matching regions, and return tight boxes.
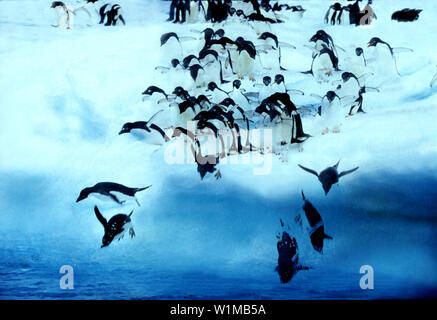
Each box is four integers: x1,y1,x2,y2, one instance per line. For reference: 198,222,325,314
94,206,135,248
312,44,340,80
98,3,125,26
311,90,343,134
51,1,74,29
229,79,251,110
301,191,332,253
233,37,257,81
367,37,402,76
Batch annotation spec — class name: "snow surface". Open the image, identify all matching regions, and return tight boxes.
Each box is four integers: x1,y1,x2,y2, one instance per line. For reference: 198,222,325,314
0,0,436,299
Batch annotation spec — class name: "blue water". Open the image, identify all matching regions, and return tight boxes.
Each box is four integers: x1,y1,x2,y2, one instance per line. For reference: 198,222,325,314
0,170,436,299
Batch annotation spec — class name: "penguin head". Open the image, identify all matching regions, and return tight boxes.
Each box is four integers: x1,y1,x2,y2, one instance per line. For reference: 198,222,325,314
274,74,284,85
171,59,180,68
51,1,65,9
172,86,185,97
214,29,225,39
76,188,91,202
207,82,218,91
341,72,353,82
326,91,337,103
119,123,134,135
263,76,272,86
142,86,155,96
202,28,214,41
101,234,112,248
367,37,382,47
228,7,236,16
355,47,364,56
233,79,241,89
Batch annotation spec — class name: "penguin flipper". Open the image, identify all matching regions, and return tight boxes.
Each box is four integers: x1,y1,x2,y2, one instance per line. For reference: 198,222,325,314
94,206,107,228
107,192,124,205
338,166,359,178
298,164,319,177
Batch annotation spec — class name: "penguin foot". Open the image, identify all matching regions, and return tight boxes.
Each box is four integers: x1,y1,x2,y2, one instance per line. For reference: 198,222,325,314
249,76,255,81
297,146,304,152
325,71,332,76
129,228,136,238
214,170,222,180
321,128,329,135
332,128,340,134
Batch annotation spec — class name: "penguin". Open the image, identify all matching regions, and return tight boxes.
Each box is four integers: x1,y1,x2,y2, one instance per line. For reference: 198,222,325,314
257,32,295,71
160,32,185,65
258,76,273,102
72,0,100,26
324,2,345,25
118,110,171,144
336,71,362,101
206,81,229,103
142,86,169,101
94,206,135,248
76,183,152,206
367,37,401,76
233,37,257,80
312,44,340,80
391,9,422,22
301,191,332,253
228,79,251,110
191,136,227,180
51,1,74,29
311,90,343,134
275,223,310,284
99,3,125,26
343,47,367,77
298,160,359,195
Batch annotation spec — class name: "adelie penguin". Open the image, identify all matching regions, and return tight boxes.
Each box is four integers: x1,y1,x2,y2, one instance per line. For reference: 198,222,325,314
94,206,135,248
301,191,332,253
275,220,310,283
367,37,413,77
98,3,125,26
119,110,171,144
51,1,74,29
76,182,152,206
298,160,359,195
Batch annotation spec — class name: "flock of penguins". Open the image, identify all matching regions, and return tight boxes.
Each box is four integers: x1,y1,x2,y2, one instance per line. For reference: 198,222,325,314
62,0,436,283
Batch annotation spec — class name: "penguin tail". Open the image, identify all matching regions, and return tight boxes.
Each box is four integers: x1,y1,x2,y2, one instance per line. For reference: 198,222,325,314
301,190,305,200
324,234,333,240
136,185,152,192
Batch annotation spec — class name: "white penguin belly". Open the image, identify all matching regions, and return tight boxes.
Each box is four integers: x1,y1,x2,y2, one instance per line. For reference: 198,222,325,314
237,51,254,77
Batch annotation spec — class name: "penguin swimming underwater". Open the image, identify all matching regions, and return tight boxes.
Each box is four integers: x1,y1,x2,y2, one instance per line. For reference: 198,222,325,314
298,160,359,195
301,191,332,253
275,222,310,283
94,206,135,248
76,182,152,206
